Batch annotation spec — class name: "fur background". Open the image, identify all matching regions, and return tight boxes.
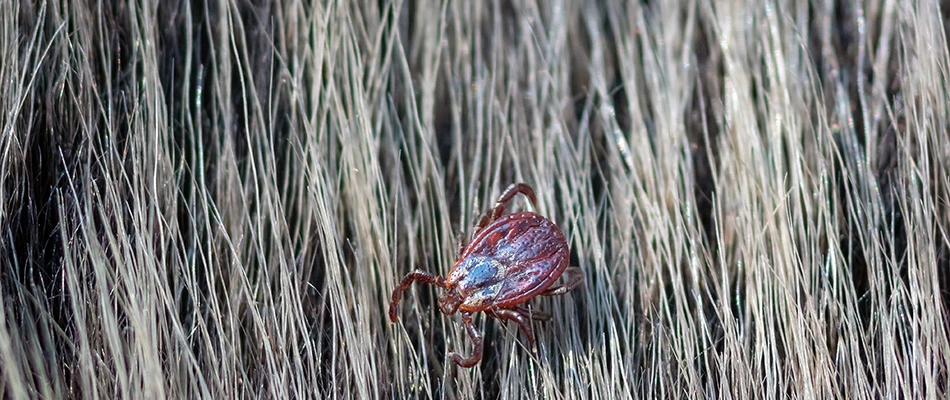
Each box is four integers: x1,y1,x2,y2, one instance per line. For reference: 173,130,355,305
1,0,949,398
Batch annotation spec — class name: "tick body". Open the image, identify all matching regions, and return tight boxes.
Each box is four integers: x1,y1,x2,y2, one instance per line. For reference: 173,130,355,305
389,183,583,368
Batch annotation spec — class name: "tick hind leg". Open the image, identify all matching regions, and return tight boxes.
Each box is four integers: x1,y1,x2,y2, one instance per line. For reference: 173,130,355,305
389,270,446,322
540,266,584,296
491,307,539,353
474,183,540,236
523,307,552,321
501,305,551,321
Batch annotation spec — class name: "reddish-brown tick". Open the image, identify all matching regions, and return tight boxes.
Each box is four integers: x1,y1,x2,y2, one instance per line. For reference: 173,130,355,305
389,183,583,367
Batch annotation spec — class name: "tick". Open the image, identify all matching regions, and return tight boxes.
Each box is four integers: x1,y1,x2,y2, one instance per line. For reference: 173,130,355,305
389,183,583,367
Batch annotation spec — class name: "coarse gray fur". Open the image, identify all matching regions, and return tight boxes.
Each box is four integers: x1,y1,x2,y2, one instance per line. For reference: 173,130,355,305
0,0,948,398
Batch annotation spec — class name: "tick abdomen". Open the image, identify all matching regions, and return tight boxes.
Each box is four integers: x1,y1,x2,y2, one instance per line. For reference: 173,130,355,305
448,212,569,311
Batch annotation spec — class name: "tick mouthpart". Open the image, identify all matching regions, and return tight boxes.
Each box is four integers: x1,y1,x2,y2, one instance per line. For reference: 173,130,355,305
438,289,463,315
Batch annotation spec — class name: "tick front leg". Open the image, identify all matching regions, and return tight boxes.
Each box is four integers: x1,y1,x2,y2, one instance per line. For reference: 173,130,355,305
389,270,446,322
449,311,483,367
491,308,538,353
540,266,584,296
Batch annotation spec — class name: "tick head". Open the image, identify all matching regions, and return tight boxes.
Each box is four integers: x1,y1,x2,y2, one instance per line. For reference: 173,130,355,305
437,289,463,315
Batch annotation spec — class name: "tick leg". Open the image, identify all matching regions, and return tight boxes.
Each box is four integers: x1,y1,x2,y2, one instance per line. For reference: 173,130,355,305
389,270,446,322
473,183,540,236
472,209,496,240
540,266,584,296
491,308,538,353
492,183,539,219
455,231,465,258
518,306,551,321
449,311,483,367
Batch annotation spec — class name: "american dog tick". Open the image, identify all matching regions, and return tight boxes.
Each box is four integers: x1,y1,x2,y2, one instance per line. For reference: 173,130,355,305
389,183,583,367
